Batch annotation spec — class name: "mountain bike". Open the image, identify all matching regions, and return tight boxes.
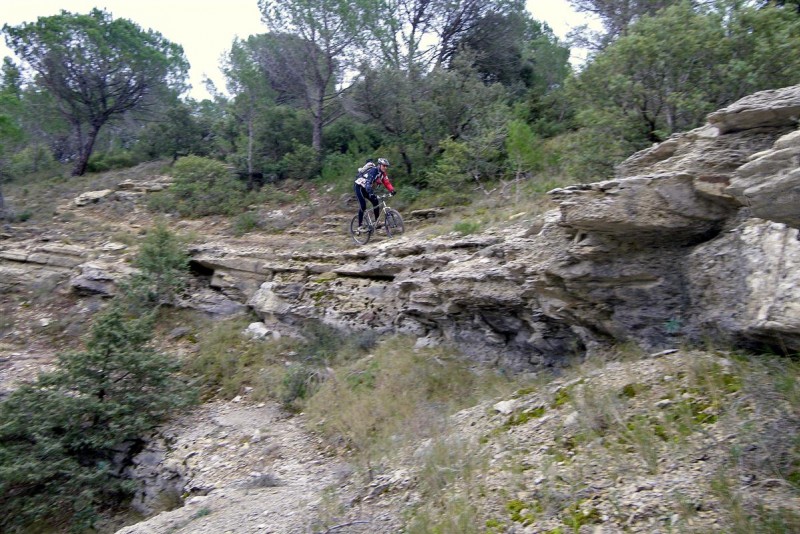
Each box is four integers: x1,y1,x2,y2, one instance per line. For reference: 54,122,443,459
349,193,404,245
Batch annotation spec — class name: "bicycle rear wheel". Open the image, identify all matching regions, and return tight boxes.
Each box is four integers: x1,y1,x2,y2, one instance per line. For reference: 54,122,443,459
350,214,372,245
384,208,404,237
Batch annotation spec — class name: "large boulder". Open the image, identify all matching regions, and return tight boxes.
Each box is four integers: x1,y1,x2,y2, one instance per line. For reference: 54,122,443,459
707,84,800,133
686,220,800,348
548,173,732,246
726,129,800,228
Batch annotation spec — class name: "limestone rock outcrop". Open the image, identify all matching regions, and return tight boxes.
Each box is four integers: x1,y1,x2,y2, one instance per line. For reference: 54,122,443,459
194,85,800,368
544,84,800,355
2,85,798,371
728,129,800,227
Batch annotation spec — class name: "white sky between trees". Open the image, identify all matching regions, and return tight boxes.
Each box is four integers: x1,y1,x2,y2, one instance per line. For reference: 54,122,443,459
1,0,598,101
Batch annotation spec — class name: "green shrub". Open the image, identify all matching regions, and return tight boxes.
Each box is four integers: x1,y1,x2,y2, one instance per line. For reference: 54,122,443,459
2,208,32,222
149,156,250,217
143,189,177,213
296,321,352,365
280,363,327,407
0,305,195,532
453,220,481,235
318,152,359,192
6,144,58,180
86,150,136,173
0,225,199,531
233,211,261,236
118,223,189,311
259,183,295,206
281,143,320,181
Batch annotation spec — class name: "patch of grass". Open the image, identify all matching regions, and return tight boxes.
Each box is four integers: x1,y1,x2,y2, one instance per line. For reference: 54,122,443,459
192,507,212,519
418,436,485,496
619,414,664,473
308,486,348,533
405,495,482,534
0,312,14,334
186,318,373,404
232,210,261,236
504,406,546,428
280,363,328,408
711,472,800,533
305,337,518,462
512,385,539,398
551,386,574,408
560,500,602,532
186,317,285,400
485,517,505,532
567,380,621,438
405,435,488,533
109,231,139,246
620,382,648,398
610,340,648,361
546,436,578,463
453,220,482,235
507,498,542,525
344,357,380,391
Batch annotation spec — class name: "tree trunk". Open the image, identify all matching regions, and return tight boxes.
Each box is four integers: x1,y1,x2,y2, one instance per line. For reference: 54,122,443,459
72,123,102,176
312,95,324,156
400,147,413,177
247,114,254,176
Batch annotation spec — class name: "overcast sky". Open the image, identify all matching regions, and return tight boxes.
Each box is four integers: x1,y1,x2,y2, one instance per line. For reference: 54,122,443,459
1,0,598,101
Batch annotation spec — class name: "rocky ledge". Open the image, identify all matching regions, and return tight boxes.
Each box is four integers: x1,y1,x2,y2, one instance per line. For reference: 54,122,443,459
185,85,800,370
1,86,799,373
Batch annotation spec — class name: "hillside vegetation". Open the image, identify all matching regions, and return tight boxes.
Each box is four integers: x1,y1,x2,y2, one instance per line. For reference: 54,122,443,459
1,153,799,533
1,1,800,532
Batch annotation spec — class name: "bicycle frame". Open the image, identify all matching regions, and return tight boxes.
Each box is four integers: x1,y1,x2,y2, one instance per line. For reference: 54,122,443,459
349,194,404,245
361,195,390,227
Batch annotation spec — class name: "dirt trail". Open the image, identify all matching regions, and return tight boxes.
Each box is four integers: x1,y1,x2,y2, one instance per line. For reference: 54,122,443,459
115,400,376,534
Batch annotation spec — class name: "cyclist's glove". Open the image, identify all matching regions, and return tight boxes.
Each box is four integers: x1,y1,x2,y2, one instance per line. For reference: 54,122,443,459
391,191,396,196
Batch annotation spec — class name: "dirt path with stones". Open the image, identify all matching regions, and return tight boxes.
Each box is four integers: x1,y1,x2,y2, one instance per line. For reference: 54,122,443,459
114,400,373,534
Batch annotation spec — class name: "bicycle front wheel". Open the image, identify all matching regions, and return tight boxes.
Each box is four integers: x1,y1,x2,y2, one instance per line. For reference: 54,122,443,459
350,214,372,245
384,208,404,237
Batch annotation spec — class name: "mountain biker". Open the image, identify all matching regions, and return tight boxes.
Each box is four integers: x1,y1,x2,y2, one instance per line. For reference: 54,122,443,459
354,157,395,230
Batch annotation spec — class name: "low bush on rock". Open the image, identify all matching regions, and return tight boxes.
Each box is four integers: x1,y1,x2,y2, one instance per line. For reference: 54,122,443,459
0,226,197,532
0,305,196,532
147,156,258,218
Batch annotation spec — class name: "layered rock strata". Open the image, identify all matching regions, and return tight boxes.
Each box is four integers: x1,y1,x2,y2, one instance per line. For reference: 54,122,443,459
2,86,799,370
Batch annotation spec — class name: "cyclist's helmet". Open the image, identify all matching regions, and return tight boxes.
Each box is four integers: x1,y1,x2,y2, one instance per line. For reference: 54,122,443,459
377,157,390,166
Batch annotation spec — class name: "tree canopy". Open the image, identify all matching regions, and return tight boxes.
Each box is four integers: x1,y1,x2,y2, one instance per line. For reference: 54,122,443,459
258,0,369,155
0,1,798,209
3,8,188,175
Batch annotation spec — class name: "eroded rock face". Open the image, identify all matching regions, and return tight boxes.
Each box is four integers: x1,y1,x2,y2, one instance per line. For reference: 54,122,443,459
238,234,586,371
0,242,89,293
707,84,800,133
548,173,732,245
687,220,800,348
220,84,800,364
3,85,798,370
727,129,800,227
538,84,800,355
